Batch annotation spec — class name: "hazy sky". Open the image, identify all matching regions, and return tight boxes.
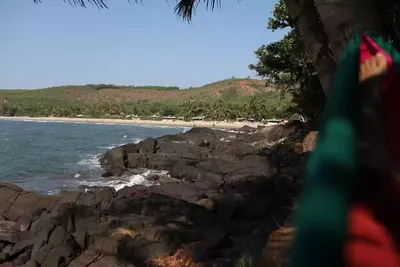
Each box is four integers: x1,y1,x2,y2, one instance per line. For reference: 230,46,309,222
0,0,286,89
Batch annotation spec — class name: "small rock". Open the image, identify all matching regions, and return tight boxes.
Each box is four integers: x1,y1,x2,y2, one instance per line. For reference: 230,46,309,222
196,140,210,147
303,131,318,152
146,174,160,181
196,198,216,212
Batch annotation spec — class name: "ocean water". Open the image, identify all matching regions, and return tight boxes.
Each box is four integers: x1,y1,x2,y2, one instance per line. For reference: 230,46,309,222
0,119,190,195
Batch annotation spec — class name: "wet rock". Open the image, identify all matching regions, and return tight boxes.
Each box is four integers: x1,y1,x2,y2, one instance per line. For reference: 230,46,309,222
126,153,146,168
93,187,116,201
240,125,257,132
138,137,157,154
146,174,160,181
100,147,127,176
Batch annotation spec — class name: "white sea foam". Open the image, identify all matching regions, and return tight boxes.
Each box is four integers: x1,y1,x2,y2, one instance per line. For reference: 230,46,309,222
132,138,143,144
215,128,246,134
98,145,115,150
97,138,142,151
22,119,49,123
182,127,191,133
47,189,61,195
78,154,100,169
77,169,168,191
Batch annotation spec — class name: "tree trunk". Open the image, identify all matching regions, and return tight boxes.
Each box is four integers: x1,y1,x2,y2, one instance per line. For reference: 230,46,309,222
285,0,337,96
315,0,383,62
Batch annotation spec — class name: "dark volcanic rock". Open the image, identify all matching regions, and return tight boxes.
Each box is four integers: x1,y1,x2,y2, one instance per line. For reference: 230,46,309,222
0,123,307,267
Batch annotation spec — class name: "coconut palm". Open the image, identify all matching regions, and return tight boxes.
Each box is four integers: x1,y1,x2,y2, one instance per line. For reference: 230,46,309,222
283,0,336,95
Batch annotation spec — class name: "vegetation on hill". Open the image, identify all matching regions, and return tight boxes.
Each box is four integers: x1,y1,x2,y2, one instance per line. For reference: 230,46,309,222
0,78,294,121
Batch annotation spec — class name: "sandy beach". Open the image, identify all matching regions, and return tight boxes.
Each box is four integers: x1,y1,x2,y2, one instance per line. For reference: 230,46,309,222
0,116,266,129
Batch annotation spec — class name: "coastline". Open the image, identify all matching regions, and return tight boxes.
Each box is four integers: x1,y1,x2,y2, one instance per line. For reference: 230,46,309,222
0,116,265,129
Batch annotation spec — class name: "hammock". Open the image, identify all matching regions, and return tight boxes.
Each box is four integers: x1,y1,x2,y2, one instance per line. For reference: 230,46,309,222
290,32,400,267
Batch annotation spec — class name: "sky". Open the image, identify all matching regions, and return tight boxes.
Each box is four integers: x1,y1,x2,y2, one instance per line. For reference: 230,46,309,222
0,0,286,89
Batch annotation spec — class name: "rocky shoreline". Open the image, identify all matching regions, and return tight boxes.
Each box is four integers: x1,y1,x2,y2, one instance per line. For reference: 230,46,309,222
0,123,316,267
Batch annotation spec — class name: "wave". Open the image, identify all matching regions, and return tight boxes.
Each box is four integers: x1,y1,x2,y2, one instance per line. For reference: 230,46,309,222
77,154,100,169
97,138,143,150
22,119,49,123
132,138,143,144
214,128,246,134
182,127,191,133
77,169,169,191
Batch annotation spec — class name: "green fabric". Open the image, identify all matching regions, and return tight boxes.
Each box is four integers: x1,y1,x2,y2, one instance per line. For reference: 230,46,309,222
290,32,370,267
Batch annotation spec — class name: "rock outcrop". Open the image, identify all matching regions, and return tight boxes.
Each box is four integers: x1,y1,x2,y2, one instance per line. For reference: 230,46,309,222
0,123,313,267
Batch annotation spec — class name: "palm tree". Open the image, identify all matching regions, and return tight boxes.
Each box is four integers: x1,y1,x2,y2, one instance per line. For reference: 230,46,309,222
315,0,383,62
283,0,336,95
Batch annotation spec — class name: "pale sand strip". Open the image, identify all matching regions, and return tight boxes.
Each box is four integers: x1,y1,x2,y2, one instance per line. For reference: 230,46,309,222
0,116,265,129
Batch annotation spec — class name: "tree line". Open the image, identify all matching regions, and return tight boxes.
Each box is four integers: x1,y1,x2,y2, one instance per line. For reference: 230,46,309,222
0,92,293,121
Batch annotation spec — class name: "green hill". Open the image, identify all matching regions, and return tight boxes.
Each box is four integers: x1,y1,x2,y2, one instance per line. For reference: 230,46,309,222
0,78,293,120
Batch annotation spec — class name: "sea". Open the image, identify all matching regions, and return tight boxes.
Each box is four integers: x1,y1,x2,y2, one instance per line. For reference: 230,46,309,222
0,119,190,195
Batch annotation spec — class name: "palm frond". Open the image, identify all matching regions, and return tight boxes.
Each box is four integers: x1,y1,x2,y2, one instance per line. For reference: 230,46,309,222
175,0,222,21
32,0,223,21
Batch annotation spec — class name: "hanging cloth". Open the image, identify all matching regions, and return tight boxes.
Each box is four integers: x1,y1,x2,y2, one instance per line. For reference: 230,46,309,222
290,32,400,267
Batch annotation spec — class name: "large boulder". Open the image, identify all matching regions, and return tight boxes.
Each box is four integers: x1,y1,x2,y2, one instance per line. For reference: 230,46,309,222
100,147,127,176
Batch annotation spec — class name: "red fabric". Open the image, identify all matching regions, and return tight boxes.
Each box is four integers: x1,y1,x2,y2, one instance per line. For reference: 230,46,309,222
360,34,393,72
360,33,400,172
345,34,400,267
346,205,400,267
